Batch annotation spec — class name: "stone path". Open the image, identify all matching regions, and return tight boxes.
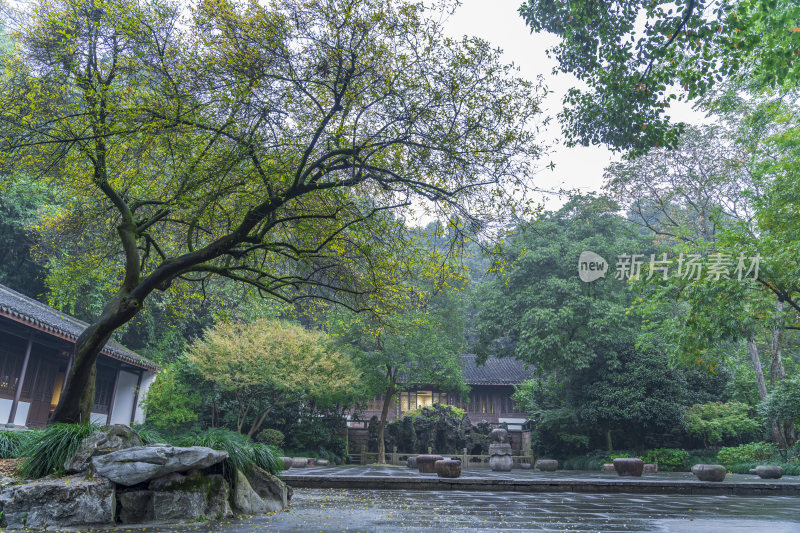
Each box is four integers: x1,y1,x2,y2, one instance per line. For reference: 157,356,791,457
60,488,800,532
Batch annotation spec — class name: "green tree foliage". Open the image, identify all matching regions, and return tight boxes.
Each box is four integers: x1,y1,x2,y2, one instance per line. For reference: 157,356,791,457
519,0,800,152
141,362,201,433
480,196,706,453
0,177,51,297
761,378,800,429
0,0,542,423
186,319,359,437
684,401,761,446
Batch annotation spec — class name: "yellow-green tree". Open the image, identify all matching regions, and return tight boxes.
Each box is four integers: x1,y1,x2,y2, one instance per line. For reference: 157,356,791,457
187,319,359,437
0,0,542,422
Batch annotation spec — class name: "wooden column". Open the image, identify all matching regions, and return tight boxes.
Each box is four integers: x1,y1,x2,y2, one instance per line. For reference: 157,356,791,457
129,370,144,425
106,364,122,426
8,333,33,425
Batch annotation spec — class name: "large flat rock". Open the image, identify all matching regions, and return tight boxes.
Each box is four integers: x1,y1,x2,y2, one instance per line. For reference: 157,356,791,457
92,445,228,486
0,474,115,529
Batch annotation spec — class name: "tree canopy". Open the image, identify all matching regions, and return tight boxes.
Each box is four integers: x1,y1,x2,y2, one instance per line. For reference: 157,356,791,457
519,0,800,152
0,0,542,422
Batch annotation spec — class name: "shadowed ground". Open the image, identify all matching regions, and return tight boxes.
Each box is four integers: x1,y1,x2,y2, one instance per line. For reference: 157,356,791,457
49,487,800,532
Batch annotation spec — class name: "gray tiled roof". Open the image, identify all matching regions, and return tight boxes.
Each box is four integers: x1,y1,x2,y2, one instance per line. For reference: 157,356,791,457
460,354,532,385
0,284,159,371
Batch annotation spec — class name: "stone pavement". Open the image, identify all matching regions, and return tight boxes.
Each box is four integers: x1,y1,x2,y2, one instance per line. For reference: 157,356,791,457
285,464,800,483
282,464,800,496
55,487,800,532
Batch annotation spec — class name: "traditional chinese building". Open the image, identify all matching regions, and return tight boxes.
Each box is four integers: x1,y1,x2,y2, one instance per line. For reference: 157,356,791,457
0,283,159,428
354,354,533,430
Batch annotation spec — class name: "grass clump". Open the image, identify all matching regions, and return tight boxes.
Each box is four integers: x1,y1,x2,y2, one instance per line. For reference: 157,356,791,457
19,423,99,479
0,430,38,459
177,428,282,481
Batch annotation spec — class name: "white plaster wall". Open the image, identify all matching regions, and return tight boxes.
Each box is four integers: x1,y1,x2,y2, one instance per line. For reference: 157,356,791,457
0,398,30,426
134,371,156,424
90,412,106,424
109,370,139,425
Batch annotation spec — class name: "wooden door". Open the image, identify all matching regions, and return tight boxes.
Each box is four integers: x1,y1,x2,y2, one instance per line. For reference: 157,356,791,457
26,357,59,428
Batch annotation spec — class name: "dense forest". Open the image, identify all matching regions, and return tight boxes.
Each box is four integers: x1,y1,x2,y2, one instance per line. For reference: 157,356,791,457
0,0,798,472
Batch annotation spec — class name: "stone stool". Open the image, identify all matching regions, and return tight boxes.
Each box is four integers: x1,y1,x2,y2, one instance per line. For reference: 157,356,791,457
603,463,616,473
435,459,461,478
535,459,558,472
643,463,658,474
691,464,726,482
291,457,308,468
306,458,316,467
750,465,783,479
416,454,443,473
407,456,417,469
613,458,644,477
280,457,292,470
316,459,329,466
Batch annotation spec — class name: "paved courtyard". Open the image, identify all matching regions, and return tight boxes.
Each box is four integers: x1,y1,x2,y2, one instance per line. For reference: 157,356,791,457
81,488,800,532
284,464,800,485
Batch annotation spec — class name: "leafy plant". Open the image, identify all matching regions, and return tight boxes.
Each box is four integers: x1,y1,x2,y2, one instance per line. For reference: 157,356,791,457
0,430,37,459
254,429,284,449
403,404,465,421
717,442,779,467
131,424,166,445
177,428,282,483
19,423,99,479
685,402,761,446
643,448,691,472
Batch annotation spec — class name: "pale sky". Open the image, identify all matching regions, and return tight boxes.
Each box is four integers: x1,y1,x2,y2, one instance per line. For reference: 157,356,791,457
442,0,706,210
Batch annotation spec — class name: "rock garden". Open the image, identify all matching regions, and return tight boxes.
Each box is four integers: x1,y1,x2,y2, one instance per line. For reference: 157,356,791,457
0,425,290,530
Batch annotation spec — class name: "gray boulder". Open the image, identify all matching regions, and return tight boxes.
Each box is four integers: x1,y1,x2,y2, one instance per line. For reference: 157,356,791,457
233,469,269,514
65,425,143,474
117,474,233,524
0,474,115,529
118,491,154,524
245,466,289,512
92,445,228,486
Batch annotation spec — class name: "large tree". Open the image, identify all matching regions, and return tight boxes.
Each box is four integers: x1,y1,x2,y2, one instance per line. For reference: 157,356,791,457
186,319,359,437
519,0,800,152
0,0,541,422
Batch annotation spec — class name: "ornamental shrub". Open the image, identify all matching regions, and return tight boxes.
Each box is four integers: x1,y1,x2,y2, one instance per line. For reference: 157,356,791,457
685,401,761,446
403,403,466,420
643,448,690,471
255,428,285,449
717,442,779,467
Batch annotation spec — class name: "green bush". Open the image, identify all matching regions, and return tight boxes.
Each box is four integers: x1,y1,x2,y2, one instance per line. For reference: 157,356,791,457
177,428,282,482
685,402,761,446
717,442,779,467
19,423,99,479
643,448,690,471
402,403,465,420
561,452,609,471
255,428,284,449
726,461,800,476
0,431,37,459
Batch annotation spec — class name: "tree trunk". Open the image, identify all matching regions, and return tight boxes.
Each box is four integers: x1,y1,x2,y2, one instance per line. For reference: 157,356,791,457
770,302,786,386
50,293,141,424
748,338,787,447
605,429,613,451
377,384,396,465
747,338,768,401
